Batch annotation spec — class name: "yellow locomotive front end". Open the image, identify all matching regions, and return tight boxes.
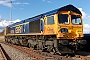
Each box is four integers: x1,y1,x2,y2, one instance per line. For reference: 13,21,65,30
55,8,86,53
57,11,83,40
42,5,86,54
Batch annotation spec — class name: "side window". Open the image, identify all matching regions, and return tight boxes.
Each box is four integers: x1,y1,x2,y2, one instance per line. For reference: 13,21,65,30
47,16,54,25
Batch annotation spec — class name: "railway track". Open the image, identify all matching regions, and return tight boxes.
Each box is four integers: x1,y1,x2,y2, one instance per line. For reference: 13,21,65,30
0,44,11,60
0,41,73,60
8,45,90,60
1,41,90,60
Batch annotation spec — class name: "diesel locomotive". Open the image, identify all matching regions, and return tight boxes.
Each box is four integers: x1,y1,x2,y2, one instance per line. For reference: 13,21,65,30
4,4,86,54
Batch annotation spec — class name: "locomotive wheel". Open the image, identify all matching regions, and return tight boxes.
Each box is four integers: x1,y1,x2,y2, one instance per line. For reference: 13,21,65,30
53,38,61,55
28,43,31,48
54,47,61,55
7,38,10,43
5,38,7,42
14,39,19,45
47,45,54,53
49,47,61,55
10,39,13,44
34,44,38,50
50,47,56,54
22,39,28,46
5,38,8,42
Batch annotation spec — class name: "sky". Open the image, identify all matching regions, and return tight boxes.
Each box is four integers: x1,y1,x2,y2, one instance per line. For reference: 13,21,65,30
0,0,90,33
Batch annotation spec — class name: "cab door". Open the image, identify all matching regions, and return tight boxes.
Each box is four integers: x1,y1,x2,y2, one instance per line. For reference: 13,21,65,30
43,15,56,35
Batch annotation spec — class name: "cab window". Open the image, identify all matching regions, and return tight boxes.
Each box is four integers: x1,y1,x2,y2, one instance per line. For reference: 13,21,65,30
47,16,54,25
58,14,69,24
71,15,82,25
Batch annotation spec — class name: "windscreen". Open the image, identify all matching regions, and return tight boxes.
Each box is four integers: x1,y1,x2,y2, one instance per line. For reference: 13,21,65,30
71,15,82,25
58,14,69,24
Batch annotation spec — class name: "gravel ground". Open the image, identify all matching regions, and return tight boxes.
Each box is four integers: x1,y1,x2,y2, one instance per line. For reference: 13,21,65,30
0,43,36,60
0,36,4,41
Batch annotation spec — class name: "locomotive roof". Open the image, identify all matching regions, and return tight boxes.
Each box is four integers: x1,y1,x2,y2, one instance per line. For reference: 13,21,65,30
44,4,82,16
29,4,82,19
8,4,82,27
58,4,82,14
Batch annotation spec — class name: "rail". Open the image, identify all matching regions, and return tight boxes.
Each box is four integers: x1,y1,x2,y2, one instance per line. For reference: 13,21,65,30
0,44,11,60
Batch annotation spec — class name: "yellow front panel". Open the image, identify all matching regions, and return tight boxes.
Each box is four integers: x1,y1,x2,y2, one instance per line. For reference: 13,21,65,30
56,11,83,39
57,25,83,39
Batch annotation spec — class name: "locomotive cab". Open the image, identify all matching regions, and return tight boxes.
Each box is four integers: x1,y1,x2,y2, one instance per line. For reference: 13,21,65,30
57,11,83,40
56,11,86,53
